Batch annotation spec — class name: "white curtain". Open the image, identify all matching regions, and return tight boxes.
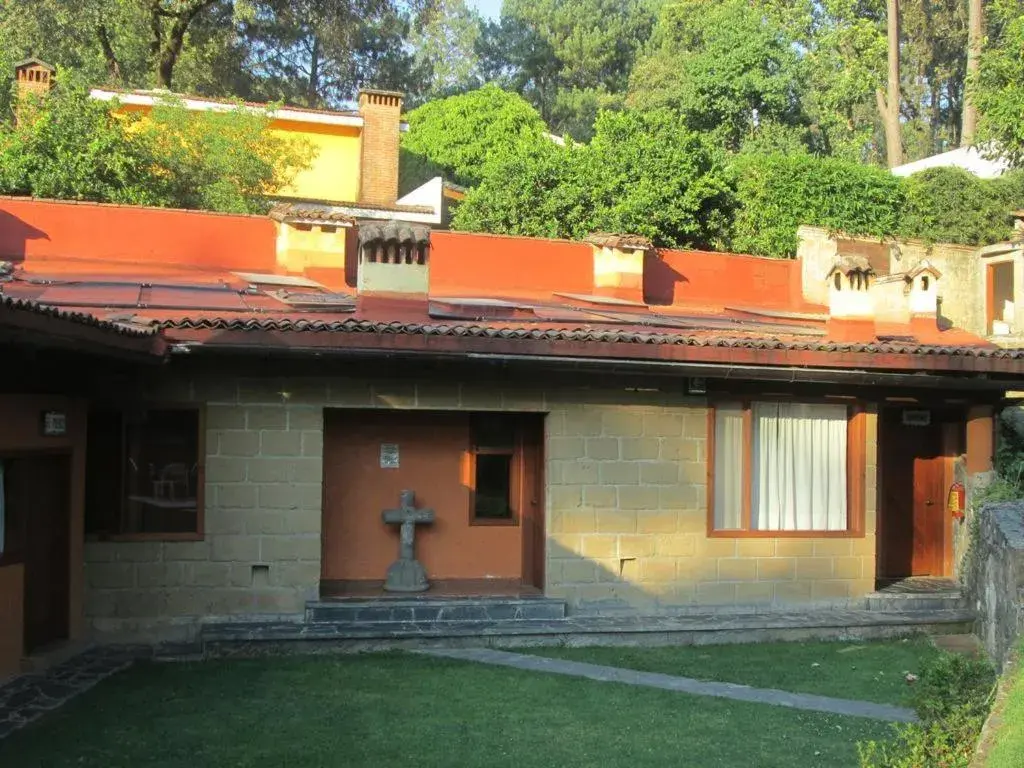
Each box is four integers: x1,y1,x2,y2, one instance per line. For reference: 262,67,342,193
713,404,744,529
751,403,848,531
0,461,5,556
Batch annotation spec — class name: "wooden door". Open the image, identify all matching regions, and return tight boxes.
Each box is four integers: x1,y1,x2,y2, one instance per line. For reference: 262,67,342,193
5,455,70,652
518,422,545,590
879,410,948,578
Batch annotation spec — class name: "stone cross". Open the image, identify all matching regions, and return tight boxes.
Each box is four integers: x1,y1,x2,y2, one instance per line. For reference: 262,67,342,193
381,490,435,592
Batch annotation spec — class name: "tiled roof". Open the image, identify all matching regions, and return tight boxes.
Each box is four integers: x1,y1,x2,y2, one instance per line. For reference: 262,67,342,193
0,293,157,337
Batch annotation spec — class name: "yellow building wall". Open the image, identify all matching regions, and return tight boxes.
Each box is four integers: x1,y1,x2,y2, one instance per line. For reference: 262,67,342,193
111,105,362,204
270,119,361,203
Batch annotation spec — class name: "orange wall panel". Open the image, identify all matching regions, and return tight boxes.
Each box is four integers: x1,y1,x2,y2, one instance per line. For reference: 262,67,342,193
0,565,24,680
655,248,808,311
0,197,276,272
322,410,522,582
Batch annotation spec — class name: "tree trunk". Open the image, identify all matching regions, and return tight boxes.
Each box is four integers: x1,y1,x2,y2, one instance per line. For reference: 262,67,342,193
151,1,216,90
307,36,322,107
877,0,903,167
96,24,122,83
963,0,983,145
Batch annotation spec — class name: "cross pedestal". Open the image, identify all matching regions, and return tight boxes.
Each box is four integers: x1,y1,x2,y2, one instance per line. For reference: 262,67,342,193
381,490,435,593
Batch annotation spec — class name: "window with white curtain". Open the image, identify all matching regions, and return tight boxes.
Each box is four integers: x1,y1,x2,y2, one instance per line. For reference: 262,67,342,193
711,401,855,534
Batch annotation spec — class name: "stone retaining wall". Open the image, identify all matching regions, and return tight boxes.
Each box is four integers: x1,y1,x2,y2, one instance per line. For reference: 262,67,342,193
969,501,1024,670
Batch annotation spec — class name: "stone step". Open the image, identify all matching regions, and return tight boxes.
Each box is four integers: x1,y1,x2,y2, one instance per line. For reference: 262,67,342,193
865,591,967,612
305,596,568,624
202,607,977,657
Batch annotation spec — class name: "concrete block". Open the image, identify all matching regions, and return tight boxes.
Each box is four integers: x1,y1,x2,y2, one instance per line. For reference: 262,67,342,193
112,542,163,563
586,437,620,460
548,437,585,461
190,562,232,587
756,557,796,581
560,508,597,534
415,383,461,409
698,538,737,558
561,560,598,584
660,439,703,463
599,462,639,485
813,539,853,557
253,589,306,614
215,484,257,509
737,539,776,558
209,535,259,563
327,381,373,406
258,483,321,510
596,509,636,534
301,431,323,457
88,563,135,589
549,485,583,510
775,540,816,558
773,581,813,602
635,510,678,534
547,533,583,554
618,535,655,558
246,406,287,430
217,430,260,457
500,389,546,411
796,557,835,580
642,413,684,437
206,405,246,430
640,462,680,486
287,407,323,431
640,558,676,582
260,430,302,457
620,438,660,460
679,462,707,485
163,541,210,561
206,457,248,483
618,486,660,511
717,557,758,581
582,485,617,509
204,508,247,536
600,409,645,437
834,556,864,580
655,534,696,557
735,581,774,604
563,408,603,437
247,458,291,484
696,582,737,605
562,460,600,485
580,535,618,559
83,542,119,563
261,535,321,562
811,580,851,600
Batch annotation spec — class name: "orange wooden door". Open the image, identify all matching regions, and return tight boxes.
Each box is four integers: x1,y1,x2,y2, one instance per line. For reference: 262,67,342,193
911,454,947,576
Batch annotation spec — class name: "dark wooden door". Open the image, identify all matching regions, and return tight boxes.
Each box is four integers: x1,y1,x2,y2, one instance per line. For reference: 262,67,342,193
518,421,545,590
6,455,71,652
879,411,947,578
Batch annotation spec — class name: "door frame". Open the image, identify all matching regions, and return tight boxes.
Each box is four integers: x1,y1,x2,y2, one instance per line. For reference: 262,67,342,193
876,406,961,580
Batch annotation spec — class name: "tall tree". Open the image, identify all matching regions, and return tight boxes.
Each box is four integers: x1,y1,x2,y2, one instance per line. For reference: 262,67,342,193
877,0,904,166
963,0,984,144
407,0,482,102
972,0,1024,166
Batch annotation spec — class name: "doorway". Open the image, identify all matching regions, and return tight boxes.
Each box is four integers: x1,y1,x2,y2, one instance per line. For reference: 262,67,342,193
878,408,958,580
4,454,71,652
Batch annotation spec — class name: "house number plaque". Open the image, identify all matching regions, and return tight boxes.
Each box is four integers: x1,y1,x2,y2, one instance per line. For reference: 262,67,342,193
380,443,400,469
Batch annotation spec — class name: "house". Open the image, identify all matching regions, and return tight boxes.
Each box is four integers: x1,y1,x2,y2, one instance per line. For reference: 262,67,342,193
0,196,1018,677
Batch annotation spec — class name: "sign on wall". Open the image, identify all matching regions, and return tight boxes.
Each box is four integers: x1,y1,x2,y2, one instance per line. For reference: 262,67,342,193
380,443,400,469
902,410,932,427
40,410,67,436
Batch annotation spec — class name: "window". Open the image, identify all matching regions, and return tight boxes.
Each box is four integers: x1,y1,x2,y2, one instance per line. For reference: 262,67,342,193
470,414,520,525
85,408,204,538
709,401,864,536
987,261,1015,335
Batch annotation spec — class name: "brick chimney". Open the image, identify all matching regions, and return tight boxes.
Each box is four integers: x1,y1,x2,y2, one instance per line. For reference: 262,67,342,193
357,221,431,299
585,233,654,304
358,89,403,207
825,256,875,341
13,57,55,124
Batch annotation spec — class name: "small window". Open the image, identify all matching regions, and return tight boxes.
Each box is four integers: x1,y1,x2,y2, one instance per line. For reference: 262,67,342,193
85,408,204,537
921,275,930,291
470,414,519,525
834,272,842,291
709,401,864,537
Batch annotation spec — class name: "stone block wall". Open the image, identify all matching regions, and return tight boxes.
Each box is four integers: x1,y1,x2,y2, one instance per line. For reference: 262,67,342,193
83,370,880,641
968,501,1024,671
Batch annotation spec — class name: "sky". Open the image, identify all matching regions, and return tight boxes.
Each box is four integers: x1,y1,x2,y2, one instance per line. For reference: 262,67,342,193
467,0,502,21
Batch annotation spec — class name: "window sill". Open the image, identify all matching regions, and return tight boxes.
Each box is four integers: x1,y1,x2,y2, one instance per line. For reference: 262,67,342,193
470,518,519,527
707,529,863,539
90,532,205,543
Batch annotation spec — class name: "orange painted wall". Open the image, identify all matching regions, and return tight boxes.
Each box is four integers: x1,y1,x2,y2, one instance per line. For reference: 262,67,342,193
0,395,88,654
430,231,594,299
322,410,522,581
656,248,809,310
0,565,24,681
0,197,276,272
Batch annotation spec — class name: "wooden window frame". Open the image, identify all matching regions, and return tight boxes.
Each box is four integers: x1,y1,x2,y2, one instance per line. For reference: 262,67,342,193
706,398,866,539
468,416,523,528
88,405,206,542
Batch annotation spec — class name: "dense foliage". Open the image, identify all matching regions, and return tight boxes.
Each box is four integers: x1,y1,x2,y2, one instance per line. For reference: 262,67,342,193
973,0,1024,167
452,109,733,250
0,78,311,213
858,652,996,768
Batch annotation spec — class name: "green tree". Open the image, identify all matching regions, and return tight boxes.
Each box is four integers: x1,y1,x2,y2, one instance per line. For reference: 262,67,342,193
407,0,482,101
0,77,311,213
973,0,1024,166
400,84,548,189
899,166,1021,245
627,0,807,151
454,108,734,249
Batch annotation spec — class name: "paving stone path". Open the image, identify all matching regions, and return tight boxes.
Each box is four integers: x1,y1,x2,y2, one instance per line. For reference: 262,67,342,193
420,647,919,723
0,646,143,740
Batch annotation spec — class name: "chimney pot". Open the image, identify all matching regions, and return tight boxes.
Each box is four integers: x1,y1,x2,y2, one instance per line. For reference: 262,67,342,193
356,220,431,298
586,232,654,304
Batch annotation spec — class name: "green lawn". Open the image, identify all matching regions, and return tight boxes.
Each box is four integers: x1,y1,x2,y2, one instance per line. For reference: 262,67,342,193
0,651,895,768
985,653,1024,767
527,637,940,706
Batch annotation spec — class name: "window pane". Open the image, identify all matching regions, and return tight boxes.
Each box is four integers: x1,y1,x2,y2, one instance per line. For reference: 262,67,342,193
124,410,200,534
713,403,744,530
474,453,513,519
751,403,848,531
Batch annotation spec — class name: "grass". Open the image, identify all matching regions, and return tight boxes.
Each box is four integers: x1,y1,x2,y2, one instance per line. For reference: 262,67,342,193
0,651,895,768
526,637,941,706
985,654,1024,767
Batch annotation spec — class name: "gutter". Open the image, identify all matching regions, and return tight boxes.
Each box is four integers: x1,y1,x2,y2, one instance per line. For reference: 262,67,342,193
167,343,1018,391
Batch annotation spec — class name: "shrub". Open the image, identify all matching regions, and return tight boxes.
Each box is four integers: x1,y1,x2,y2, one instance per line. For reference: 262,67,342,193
899,167,1018,246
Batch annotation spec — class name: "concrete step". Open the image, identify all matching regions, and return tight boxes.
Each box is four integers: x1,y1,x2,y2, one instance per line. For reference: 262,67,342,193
305,596,568,624
202,607,977,657
865,591,967,612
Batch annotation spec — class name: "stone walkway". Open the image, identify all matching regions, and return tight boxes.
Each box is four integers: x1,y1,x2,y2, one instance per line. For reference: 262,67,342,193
419,647,918,723
0,646,141,740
